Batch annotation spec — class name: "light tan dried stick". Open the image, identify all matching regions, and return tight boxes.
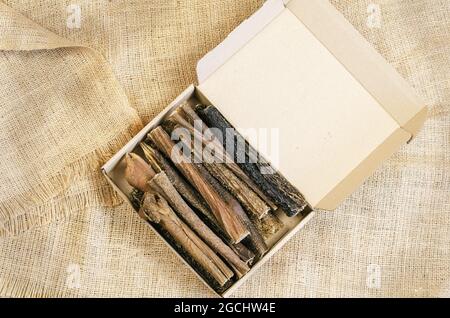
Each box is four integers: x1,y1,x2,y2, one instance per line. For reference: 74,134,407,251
148,172,250,277
125,153,248,277
140,191,231,286
140,143,256,264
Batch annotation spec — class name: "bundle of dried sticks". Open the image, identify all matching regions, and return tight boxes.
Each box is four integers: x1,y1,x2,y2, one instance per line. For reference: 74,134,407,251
122,101,310,291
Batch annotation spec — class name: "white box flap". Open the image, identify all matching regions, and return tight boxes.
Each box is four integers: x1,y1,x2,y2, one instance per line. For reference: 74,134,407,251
197,7,402,208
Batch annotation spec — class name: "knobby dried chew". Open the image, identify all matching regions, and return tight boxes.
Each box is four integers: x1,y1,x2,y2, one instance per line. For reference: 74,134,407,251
163,109,271,220
147,172,250,277
125,151,249,277
141,142,256,264
180,104,278,211
148,127,250,244
195,105,311,217
140,143,215,226
140,191,232,286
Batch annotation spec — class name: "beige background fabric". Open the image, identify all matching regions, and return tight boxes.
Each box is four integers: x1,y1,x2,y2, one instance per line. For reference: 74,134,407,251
0,0,448,297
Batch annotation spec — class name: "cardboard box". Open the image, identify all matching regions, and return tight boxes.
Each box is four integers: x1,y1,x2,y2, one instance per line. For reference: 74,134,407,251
101,0,427,297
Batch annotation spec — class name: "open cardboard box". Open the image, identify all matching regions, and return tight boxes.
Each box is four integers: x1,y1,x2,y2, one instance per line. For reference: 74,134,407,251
101,0,427,297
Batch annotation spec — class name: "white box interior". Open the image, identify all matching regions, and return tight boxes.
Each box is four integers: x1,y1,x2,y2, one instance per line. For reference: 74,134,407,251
198,8,400,208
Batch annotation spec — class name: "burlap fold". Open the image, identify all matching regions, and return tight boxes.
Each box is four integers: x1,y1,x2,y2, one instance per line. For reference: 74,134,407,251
0,2,142,236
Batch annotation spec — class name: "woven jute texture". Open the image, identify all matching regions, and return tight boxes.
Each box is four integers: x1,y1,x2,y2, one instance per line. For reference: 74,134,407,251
0,0,448,297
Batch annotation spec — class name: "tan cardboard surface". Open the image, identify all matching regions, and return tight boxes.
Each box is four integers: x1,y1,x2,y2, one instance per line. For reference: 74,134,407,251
286,0,427,139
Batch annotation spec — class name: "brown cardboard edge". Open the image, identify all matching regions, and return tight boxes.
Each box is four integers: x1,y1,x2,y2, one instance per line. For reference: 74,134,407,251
286,0,427,139
404,107,428,144
315,127,411,210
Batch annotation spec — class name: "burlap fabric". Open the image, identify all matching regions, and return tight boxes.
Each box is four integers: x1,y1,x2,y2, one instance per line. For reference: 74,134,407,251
0,0,448,297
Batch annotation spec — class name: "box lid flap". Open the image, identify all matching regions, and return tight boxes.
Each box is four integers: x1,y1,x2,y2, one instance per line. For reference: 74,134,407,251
196,0,426,210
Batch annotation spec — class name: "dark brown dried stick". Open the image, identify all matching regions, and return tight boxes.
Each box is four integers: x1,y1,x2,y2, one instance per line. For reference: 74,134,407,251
195,105,311,217
140,143,257,264
148,172,250,277
140,192,231,286
179,104,278,211
162,114,270,219
231,243,255,265
140,143,215,225
148,127,249,244
203,162,270,219
195,163,268,258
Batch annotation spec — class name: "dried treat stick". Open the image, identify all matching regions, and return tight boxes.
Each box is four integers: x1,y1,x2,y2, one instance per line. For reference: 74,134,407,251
203,162,270,219
179,104,278,211
141,143,257,264
163,119,281,244
148,172,250,277
148,127,249,244
124,153,156,191
163,113,271,219
194,163,268,258
205,159,282,241
158,121,269,257
140,143,215,224
253,213,284,241
140,191,231,286
125,152,248,277
195,105,311,217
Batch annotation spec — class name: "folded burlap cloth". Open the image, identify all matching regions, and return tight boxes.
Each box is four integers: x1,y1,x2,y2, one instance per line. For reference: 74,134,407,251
0,0,448,297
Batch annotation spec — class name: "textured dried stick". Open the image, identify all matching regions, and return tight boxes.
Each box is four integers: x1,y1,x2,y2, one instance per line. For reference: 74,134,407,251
163,113,271,219
194,163,268,258
148,172,250,277
180,104,278,211
140,192,231,286
140,143,256,263
148,127,249,244
195,105,311,217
